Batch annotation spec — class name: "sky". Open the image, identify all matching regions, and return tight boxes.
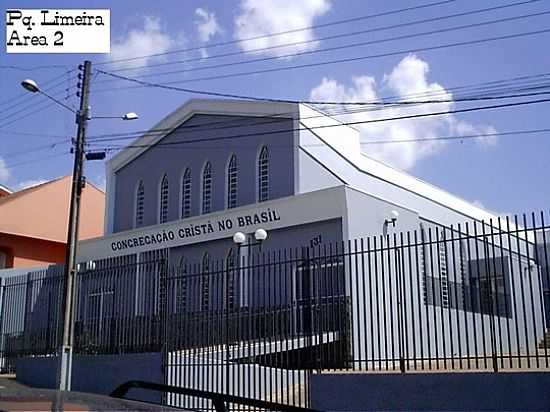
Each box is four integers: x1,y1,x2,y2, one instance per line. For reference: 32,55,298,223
1,0,549,217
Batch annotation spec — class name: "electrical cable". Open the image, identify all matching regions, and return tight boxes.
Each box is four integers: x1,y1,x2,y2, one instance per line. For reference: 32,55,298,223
85,97,550,147
94,0,459,67
85,75,550,141
108,1,545,74
99,10,550,81
84,128,550,152
91,28,550,91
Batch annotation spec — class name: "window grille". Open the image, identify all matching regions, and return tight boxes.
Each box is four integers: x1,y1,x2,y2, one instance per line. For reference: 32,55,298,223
181,168,192,218
135,180,145,227
258,146,269,202
202,162,212,214
159,174,169,224
227,155,238,209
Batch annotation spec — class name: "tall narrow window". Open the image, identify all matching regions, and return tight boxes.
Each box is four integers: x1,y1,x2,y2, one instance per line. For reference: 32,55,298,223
181,168,192,218
135,180,145,227
159,174,169,224
202,162,212,214
227,155,238,209
200,253,210,311
258,146,269,202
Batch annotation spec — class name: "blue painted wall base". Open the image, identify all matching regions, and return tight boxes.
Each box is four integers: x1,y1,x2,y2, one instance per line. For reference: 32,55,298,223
16,352,163,403
311,372,550,411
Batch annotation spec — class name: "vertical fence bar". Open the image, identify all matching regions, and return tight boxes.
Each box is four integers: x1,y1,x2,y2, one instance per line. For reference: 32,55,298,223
360,238,368,371
531,212,548,370
505,216,522,369
540,212,550,368
435,227,447,370
523,214,540,369
514,214,530,368
496,217,513,370
388,234,396,371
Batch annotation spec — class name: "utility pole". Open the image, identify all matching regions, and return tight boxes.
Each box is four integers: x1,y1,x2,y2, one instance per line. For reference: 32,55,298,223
56,60,92,391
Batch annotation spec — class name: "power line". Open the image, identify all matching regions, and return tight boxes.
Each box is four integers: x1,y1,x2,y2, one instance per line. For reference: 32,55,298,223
84,77,550,142
94,0,458,67
0,86,77,124
0,71,74,109
2,152,71,170
0,78,77,123
85,97,550,147
100,10,550,80
1,139,70,159
95,70,550,106
0,129,70,138
108,0,543,74
0,64,71,71
0,101,57,129
92,28,550,91
86,128,550,152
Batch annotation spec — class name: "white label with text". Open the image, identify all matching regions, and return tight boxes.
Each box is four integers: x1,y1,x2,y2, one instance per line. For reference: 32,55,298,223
6,9,110,53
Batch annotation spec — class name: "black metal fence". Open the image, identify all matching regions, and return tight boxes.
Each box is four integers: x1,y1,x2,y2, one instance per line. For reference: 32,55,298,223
1,212,549,408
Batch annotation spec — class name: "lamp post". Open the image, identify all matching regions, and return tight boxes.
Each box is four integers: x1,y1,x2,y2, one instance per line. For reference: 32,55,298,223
21,62,138,391
228,229,268,394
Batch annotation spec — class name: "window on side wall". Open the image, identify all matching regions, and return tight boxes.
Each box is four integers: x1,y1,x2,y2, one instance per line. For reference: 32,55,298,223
227,155,238,209
258,146,269,202
159,174,169,224
181,168,192,218
202,162,212,214
135,180,145,228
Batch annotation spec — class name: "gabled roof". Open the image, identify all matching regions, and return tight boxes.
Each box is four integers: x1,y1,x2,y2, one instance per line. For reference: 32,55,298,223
108,98,298,173
0,183,12,196
0,176,106,243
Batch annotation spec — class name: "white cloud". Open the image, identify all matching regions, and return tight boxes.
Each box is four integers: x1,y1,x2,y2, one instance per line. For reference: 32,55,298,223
234,0,331,57
111,17,184,68
14,179,47,191
472,199,486,209
195,8,222,43
309,55,497,170
0,157,9,184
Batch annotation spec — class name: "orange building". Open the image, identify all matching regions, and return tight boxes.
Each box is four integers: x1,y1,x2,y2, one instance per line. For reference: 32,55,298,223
0,184,11,199
0,176,105,269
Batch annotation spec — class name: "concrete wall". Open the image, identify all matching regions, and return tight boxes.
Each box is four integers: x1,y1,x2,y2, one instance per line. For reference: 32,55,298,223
16,352,163,403
339,188,544,367
311,372,550,411
113,114,296,232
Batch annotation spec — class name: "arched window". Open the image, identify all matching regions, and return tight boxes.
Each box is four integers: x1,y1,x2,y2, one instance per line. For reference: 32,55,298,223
201,162,212,214
135,180,145,227
181,168,192,218
159,174,169,224
225,249,236,310
200,252,210,311
227,155,238,209
258,146,269,202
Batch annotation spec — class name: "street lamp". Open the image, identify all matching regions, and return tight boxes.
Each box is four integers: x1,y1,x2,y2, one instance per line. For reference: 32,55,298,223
232,229,268,250
21,79,39,93
21,68,138,392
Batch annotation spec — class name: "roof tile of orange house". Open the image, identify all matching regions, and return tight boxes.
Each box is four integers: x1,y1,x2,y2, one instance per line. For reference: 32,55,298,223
0,184,11,198
0,176,105,269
